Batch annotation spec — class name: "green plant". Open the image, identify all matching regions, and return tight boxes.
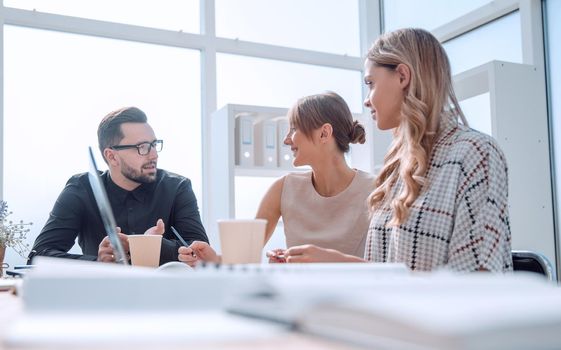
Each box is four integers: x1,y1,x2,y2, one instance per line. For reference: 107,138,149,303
0,201,32,258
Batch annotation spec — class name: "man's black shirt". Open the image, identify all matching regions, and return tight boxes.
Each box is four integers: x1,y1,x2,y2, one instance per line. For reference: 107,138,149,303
30,169,208,264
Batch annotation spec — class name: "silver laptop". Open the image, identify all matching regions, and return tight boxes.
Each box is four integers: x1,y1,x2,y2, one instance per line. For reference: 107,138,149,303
87,146,128,265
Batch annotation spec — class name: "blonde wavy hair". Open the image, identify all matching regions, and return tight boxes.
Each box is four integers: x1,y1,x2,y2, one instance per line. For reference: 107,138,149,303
367,28,468,226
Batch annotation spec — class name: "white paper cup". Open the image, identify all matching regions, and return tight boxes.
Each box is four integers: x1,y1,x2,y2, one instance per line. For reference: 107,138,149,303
127,235,162,267
218,219,267,264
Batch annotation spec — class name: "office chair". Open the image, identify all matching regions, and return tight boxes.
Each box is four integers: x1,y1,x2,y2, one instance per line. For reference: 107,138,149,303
512,250,556,282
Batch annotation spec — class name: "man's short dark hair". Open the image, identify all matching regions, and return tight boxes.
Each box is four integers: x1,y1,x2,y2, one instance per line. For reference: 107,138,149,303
98,107,147,161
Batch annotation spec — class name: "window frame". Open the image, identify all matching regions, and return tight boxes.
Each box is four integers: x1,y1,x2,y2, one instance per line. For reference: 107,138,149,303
0,0,380,231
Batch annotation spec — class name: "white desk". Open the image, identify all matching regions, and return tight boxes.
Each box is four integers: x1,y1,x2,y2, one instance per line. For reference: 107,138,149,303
0,291,360,350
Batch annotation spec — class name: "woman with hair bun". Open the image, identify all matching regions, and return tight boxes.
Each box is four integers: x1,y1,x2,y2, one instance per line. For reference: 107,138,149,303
179,91,375,265
262,91,375,262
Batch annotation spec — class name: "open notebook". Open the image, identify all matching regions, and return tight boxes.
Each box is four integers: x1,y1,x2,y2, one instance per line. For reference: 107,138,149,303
294,272,561,350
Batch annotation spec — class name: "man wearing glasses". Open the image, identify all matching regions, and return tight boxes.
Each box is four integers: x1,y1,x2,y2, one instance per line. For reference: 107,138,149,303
28,107,208,264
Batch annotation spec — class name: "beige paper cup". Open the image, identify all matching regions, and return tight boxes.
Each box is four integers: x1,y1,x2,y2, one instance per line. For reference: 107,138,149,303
218,219,267,264
127,235,162,267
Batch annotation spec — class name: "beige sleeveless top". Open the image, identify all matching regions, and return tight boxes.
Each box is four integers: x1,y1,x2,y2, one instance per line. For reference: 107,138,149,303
280,170,375,257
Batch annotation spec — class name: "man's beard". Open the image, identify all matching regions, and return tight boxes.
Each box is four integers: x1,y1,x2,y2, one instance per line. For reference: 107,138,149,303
121,160,157,184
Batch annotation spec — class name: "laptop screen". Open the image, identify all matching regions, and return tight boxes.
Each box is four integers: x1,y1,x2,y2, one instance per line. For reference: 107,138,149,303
87,146,128,265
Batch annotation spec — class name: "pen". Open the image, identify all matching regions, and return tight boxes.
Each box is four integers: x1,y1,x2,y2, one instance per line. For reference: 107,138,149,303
274,254,286,262
14,265,35,270
170,226,196,258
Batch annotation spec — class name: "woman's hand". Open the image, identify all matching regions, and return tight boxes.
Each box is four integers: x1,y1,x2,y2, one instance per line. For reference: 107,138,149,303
178,241,220,267
284,244,362,263
266,248,287,263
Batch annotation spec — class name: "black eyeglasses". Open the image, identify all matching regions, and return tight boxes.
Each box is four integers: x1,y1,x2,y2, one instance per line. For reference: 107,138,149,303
110,140,163,156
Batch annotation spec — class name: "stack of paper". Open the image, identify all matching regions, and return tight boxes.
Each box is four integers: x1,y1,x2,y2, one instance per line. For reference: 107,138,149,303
8,257,285,348
21,257,267,312
295,272,561,350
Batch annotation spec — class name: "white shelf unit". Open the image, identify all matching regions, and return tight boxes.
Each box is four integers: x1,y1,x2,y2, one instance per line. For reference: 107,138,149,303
204,104,289,244
203,103,380,245
234,166,305,178
453,60,555,266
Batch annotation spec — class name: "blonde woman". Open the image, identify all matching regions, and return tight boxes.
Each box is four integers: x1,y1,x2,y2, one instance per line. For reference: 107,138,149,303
179,92,375,265
281,28,512,272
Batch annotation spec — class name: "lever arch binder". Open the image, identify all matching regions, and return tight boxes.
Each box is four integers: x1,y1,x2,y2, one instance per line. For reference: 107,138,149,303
235,114,255,166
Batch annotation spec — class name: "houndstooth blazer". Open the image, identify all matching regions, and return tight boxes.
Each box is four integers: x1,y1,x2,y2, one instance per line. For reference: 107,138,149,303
364,117,513,272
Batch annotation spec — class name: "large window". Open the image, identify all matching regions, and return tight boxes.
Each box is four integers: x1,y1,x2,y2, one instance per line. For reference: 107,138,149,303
5,1,551,272
3,25,201,265
384,3,523,131
4,0,200,33
383,0,493,32
216,0,360,55
1,1,364,267
443,11,522,74
216,54,363,113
